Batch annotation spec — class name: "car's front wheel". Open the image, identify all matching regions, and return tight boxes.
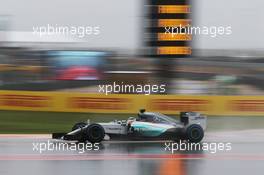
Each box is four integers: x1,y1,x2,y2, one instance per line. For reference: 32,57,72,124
84,124,105,143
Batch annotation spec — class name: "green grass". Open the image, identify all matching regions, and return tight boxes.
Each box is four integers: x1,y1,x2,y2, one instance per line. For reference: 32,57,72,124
0,110,130,134
0,110,264,133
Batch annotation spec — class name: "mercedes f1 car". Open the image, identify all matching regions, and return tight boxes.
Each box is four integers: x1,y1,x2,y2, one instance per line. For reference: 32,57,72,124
52,109,207,143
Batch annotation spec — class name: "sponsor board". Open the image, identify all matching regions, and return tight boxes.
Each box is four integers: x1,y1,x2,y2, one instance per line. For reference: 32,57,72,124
0,90,264,116
0,91,54,111
66,96,133,113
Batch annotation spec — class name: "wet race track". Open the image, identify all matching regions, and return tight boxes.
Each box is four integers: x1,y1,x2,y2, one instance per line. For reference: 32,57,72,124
0,130,264,175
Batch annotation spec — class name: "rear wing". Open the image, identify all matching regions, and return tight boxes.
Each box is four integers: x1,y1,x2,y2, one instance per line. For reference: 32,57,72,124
180,112,207,130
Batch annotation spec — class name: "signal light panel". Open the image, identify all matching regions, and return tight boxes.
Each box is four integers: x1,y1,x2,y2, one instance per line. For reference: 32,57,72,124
158,5,190,14
146,0,191,57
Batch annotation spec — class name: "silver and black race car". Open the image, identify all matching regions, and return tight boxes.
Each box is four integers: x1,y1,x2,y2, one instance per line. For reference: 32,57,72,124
52,109,207,143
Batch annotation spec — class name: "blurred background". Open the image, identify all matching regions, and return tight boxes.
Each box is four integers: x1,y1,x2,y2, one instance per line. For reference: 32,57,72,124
1,1,264,175
0,0,264,95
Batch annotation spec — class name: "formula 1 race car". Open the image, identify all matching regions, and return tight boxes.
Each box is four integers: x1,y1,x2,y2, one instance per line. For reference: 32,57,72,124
52,109,207,143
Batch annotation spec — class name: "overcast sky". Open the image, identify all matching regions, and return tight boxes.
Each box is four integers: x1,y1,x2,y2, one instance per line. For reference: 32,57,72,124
0,0,263,51
193,0,264,50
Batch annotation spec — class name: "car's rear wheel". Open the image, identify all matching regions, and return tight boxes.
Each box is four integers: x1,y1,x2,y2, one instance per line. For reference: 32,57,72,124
84,124,105,143
185,124,204,143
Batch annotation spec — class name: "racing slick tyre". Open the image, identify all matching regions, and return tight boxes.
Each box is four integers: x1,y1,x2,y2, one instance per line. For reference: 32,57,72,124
72,122,87,131
185,124,204,143
84,124,105,143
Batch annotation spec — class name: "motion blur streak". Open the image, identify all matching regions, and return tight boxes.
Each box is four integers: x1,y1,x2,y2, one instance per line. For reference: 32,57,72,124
1,153,264,161
159,160,185,175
